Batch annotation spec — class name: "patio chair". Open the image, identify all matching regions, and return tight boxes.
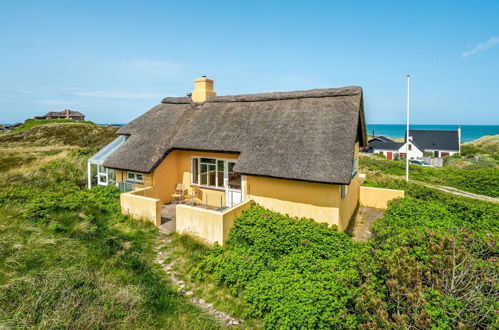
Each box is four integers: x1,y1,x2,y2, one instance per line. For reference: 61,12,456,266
186,187,201,206
171,183,185,204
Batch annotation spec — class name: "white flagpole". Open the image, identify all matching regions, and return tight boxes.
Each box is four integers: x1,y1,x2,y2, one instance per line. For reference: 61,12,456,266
405,74,411,182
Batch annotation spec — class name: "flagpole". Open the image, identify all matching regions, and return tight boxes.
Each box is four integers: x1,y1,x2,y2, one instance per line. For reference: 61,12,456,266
405,74,410,182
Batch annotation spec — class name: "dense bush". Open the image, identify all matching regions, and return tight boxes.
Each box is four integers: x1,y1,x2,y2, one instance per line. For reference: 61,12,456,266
197,199,498,329
197,205,364,328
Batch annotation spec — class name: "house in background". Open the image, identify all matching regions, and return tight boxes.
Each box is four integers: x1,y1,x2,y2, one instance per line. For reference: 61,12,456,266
89,77,403,244
405,129,460,157
34,109,85,121
366,129,460,160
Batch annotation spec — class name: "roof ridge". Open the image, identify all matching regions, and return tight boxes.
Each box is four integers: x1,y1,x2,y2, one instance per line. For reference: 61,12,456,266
162,86,361,104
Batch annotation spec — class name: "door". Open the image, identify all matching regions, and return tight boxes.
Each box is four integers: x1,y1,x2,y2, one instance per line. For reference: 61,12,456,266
387,152,393,160
225,162,242,207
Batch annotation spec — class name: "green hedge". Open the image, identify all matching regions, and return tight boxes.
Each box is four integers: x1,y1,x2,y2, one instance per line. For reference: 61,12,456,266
197,199,498,328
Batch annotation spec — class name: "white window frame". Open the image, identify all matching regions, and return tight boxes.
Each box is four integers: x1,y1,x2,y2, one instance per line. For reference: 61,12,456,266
341,184,349,199
190,156,240,191
352,156,358,178
97,165,108,186
127,171,144,184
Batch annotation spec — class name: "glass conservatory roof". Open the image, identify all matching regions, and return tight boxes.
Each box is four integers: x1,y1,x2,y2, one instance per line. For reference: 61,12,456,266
88,135,127,165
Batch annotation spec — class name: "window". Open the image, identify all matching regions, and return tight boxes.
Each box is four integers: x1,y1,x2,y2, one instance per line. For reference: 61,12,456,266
127,171,144,183
217,160,225,187
191,157,242,190
352,156,358,178
341,185,349,199
199,158,216,187
192,158,199,184
228,162,241,189
408,144,412,151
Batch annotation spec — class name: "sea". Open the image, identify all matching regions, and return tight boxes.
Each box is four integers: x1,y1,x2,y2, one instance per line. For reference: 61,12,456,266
366,124,499,143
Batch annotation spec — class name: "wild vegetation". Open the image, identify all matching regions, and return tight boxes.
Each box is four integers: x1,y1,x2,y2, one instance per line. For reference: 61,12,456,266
1,122,497,329
175,194,497,329
8,118,97,133
0,123,221,329
360,155,499,197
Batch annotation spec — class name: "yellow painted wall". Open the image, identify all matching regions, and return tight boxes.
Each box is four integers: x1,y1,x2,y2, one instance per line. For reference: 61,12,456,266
176,200,252,245
120,187,161,226
246,175,341,227
115,142,361,232
115,169,153,190
152,150,239,207
245,143,360,231
338,142,360,230
359,186,405,209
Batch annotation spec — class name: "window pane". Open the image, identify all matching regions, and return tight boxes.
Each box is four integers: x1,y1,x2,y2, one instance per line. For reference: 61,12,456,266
192,158,199,184
200,158,216,164
98,165,106,174
136,174,143,182
201,164,208,185
99,174,107,184
108,169,116,183
228,162,241,190
208,164,216,187
217,160,224,187
127,172,134,180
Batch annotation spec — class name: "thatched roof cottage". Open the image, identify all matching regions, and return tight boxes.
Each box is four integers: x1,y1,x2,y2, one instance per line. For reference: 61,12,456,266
88,77,398,244
34,109,85,121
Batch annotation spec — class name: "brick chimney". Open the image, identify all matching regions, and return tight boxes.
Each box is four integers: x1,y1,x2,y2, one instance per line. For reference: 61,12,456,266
191,76,216,102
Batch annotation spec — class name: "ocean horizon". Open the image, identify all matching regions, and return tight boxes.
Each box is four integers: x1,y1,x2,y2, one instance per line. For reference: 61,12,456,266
366,124,499,143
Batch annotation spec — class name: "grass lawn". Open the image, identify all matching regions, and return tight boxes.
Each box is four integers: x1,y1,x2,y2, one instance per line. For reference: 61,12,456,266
0,123,223,329
10,119,97,133
360,154,499,197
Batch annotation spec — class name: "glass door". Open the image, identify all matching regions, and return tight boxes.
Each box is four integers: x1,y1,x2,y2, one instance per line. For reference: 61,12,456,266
225,162,242,207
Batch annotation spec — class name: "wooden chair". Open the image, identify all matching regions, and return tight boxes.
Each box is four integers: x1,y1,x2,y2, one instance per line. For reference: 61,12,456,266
171,183,185,204
186,187,201,206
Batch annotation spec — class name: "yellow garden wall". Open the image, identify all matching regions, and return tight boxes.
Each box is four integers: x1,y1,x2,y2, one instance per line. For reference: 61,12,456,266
359,186,405,209
176,199,252,245
120,187,161,226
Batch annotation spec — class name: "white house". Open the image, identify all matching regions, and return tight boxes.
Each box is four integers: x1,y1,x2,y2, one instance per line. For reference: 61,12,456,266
367,128,460,160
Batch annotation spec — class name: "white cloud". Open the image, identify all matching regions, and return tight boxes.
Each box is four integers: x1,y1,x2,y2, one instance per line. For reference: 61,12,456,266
122,59,184,74
462,36,499,57
70,88,165,99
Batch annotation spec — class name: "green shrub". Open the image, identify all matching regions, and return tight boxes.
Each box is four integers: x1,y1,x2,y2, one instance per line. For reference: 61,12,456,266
198,204,363,328
360,157,499,197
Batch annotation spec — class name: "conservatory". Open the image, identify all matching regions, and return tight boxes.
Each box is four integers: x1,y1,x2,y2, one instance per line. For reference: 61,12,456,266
87,135,126,188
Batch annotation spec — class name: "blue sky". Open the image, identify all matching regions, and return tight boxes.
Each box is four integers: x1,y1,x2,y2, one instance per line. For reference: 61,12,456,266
1,0,498,124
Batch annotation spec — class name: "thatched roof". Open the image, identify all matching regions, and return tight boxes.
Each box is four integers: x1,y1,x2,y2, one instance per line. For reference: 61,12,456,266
103,86,367,185
43,110,85,117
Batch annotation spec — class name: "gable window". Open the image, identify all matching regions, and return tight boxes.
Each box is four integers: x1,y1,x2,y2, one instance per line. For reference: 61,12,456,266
408,144,412,151
127,171,144,183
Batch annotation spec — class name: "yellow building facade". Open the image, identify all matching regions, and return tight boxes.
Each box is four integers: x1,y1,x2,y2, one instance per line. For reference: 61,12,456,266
115,142,360,231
